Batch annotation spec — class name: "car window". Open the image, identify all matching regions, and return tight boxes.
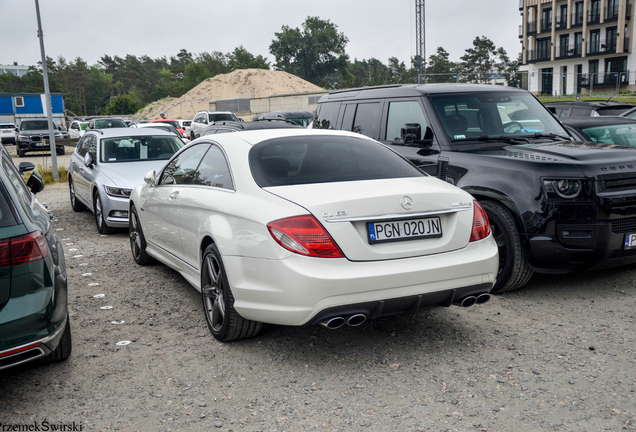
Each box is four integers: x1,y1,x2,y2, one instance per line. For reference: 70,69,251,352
0,185,18,228
571,108,592,117
209,113,238,122
250,135,424,187
352,103,382,139
76,135,90,157
385,101,428,142
313,102,340,129
20,121,48,131
80,135,97,160
192,145,234,189
160,144,211,185
1,154,32,208
581,124,636,146
100,136,182,163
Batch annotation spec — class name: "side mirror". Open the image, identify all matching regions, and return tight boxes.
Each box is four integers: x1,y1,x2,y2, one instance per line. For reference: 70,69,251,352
18,161,35,174
239,118,244,122
401,124,434,147
144,170,157,186
26,171,45,194
84,152,94,168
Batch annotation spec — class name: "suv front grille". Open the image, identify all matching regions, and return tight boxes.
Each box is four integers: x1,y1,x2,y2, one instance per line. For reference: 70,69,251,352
611,217,636,234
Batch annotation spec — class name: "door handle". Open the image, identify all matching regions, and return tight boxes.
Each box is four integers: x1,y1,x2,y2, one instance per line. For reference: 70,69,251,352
169,192,179,200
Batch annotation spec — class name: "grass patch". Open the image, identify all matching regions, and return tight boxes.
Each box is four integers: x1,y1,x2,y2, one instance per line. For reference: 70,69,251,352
23,164,68,184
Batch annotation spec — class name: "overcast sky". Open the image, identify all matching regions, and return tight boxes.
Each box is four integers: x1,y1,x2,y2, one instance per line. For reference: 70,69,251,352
2,0,521,70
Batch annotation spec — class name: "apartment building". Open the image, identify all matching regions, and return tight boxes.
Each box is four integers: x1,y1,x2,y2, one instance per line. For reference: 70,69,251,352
519,0,634,95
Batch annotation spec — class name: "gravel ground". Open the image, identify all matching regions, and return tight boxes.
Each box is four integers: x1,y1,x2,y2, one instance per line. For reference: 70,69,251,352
1,181,635,432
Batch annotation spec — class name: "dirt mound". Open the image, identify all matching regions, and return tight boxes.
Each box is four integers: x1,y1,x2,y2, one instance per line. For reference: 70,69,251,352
135,69,324,121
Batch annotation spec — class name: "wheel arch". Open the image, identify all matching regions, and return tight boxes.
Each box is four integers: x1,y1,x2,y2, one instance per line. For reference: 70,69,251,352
462,187,527,236
200,235,216,264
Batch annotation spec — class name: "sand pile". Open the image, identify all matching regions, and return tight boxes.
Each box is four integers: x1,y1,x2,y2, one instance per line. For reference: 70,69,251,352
135,69,324,120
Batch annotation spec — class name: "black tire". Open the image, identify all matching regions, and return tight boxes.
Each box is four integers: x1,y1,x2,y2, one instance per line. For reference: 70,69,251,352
17,147,25,158
190,132,195,140
42,316,72,364
69,178,86,212
201,244,261,342
481,200,533,293
93,192,113,234
57,146,65,156
129,204,155,265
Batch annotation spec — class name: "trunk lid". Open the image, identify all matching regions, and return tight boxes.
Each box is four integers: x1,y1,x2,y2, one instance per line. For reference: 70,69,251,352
264,177,476,261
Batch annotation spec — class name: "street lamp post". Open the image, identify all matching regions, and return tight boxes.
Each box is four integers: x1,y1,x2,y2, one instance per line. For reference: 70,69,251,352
34,0,59,180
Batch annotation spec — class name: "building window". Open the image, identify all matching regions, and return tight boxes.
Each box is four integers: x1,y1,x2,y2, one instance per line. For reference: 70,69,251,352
541,7,552,32
590,0,601,23
606,27,618,52
537,38,551,60
574,1,584,25
559,34,570,57
14,97,24,107
590,29,601,54
575,32,583,55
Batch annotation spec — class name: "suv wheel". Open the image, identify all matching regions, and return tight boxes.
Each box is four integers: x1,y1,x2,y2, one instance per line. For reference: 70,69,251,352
41,316,72,363
17,147,25,157
481,200,533,293
69,178,86,212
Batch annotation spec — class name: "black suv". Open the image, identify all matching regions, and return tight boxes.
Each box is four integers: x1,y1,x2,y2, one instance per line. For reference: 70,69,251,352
314,83,636,292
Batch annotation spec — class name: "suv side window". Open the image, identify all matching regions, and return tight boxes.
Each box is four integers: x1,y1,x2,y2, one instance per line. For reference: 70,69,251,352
1,154,32,208
314,102,341,129
77,135,89,157
352,103,382,139
385,101,428,142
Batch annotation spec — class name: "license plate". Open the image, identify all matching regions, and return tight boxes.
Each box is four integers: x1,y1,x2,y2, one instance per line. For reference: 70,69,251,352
36,142,46,147
367,217,442,244
624,233,636,249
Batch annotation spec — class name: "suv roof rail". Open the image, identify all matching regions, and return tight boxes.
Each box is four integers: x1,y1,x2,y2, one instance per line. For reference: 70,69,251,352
328,84,403,95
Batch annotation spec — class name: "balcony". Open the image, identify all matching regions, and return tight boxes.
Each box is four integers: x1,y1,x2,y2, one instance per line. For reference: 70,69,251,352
588,10,601,24
527,22,537,35
606,3,620,21
519,0,524,11
588,38,618,55
571,12,584,27
526,50,551,63
556,15,567,29
556,43,583,59
540,19,552,33
580,71,630,88
519,25,523,38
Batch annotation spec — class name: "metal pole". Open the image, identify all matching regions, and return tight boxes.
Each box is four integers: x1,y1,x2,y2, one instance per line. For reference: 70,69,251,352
415,0,426,84
34,0,59,180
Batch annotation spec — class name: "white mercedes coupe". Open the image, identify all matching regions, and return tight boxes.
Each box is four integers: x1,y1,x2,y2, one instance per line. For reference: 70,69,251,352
129,129,498,341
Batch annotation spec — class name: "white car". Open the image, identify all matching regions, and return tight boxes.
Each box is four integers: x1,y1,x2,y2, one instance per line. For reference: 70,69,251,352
129,129,498,341
0,123,17,145
68,120,89,139
177,119,192,136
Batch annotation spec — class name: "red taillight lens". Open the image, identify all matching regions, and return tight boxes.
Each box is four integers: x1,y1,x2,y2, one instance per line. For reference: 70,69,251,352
470,201,490,242
267,215,344,258
0,231,48,268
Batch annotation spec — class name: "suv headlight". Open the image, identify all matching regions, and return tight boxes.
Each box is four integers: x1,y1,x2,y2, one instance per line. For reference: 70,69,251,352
543,179,583,199
104,185,133,198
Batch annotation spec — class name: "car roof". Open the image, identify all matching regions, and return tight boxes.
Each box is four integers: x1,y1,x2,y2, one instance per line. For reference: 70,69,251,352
205,121,302,133
207,127,374,148
85,127,176,138
560,116,636,128
256,110,314,118
545,100,634,108
319,83,528,102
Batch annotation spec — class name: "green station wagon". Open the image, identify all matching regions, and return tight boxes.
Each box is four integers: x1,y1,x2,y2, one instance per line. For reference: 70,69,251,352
0,146,71,370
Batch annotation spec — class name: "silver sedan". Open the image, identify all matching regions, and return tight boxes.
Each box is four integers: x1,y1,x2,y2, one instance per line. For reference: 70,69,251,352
68,128,183,233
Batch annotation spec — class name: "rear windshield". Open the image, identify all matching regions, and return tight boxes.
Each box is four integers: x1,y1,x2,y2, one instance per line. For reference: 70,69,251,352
0,186,18,229
0,125,15,130
94,119,127,129
100,136,182,163
156,120,181,129
250,135,424,187
209,113,238,122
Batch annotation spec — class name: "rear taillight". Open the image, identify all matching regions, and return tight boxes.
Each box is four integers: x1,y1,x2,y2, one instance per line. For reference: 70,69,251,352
267,215,344,258
0,231,48,268
470,201,490,242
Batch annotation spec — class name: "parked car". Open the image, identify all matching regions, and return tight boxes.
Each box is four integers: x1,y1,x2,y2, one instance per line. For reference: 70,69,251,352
0,123,17,145
150,119,188,138
561,116,636,146
68,128,184,233
252,110,315,127
202,120,301,136
0,144,71,370
129,122,189,144
129,129,498,341
545,100,635,118
68,120,89,139
177,119,192,136
15,119,66,157
87,118,128,130
190,111,240,140
313,83,636,293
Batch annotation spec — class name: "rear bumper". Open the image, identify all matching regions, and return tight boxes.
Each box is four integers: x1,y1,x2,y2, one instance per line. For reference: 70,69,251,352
223,235,499,326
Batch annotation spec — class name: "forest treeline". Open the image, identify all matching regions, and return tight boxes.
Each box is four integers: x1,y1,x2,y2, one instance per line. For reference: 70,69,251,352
0,17,519,117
